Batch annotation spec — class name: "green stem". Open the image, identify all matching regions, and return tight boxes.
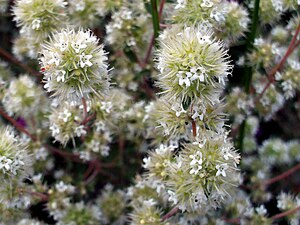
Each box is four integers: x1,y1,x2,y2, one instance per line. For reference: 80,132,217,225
150,0,160,40
244,0,260,93
238,0,260,152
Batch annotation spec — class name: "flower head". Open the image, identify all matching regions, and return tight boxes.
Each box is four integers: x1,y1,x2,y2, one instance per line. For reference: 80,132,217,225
156,25,231,105
40,28,110,102
0,127,32,181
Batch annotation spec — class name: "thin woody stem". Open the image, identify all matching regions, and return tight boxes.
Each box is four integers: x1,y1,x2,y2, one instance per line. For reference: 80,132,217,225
0,47,41,77
0,108,37,141
144,0,166,65
241,162,300,190
19,189,49,201
82,97,88,119
222,206,300,224
161,207,179,221
271,206,300,221
0,107,93,164
263,162,300,186
256,23,300,101
192,120,197,137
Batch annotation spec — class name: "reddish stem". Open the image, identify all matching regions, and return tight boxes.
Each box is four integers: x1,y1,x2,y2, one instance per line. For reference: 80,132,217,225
263,162,300,186
271,206,300,221
0,108,37,141
161,207,179,221
84,160,101,184
222,206,300,224
0,107,90,164
192,120,197,137
0,48,41,77
256,23,300,101
19,189,49,201
143,0,166,65
81,113,96,125
84,161,95,179
82,97,88,119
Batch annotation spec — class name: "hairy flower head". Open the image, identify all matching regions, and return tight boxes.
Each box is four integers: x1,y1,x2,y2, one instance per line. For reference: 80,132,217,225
13,0,67,38
156,25,231,105
40,28,110,102
49,101,86,145
0,127,32,181
2,75,46,117
144,131,240,212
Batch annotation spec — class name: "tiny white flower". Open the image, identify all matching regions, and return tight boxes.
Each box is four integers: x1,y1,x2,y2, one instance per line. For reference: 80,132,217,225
31,18,41,30
48,52,61,66
50,124,60,136
89,140,100,152
144,198,157,206
221,147,233,160
255,205,267,216
59,109,72,122
79,53,93,68
100,145,110,157
171,103,186,117
216,163,228,177
75,125,86,137
190,66,205,82
55,40,68,52
189,151,203,166
55,181,68,192
175,0,186,9
71,40,87,53
177,71,192,87
143,157,151,168
275,71,282,81
167,190,178,204
56,70,66,82
201,0,214,8
271,0,283,12
100,101,113,113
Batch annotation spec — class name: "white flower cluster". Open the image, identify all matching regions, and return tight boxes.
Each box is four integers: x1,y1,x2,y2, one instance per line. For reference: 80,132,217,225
83,121,112,160
157,25,231,104
0,127,32,181
49,101,86,145
67,0,103,28
97,184,127,224
276,193,300,225
12,0,68,58
255,0,299,25
2,75,46,117
142,24,240,213
40,28,110,102
143,132,240,212
172,0,250,44
259,138,300,165
275,59,300,99
13,0,67,36
106,0,151,51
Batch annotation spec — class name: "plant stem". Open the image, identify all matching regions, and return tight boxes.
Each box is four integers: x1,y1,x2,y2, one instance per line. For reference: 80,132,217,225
238,0,260,152
0,108,37,141
150,0,159,40
263,162,300,186
271,206,300,221
255,22,300,102
144,0,166,64
161,207,179,221
0,47,41,77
